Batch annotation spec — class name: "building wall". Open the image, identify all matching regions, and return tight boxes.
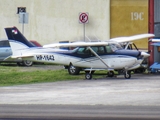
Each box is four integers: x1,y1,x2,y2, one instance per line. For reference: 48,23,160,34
154,0,160,63
154,0,160,37
0,0,110,45
110,0,149,49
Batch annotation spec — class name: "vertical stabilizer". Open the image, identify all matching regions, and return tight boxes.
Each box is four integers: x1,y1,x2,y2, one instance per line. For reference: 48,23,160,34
8,40,29,56
5,26,35,47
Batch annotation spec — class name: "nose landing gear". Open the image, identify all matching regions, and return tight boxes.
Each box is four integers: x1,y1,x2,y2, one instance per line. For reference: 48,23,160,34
124,71,131,79
107,71,114,77
85,72,92,80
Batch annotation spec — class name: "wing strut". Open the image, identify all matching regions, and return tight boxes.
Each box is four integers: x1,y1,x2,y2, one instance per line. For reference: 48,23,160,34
88,47,112,70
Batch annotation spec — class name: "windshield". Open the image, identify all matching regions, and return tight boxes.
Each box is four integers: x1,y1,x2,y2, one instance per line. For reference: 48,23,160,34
109,43,123,51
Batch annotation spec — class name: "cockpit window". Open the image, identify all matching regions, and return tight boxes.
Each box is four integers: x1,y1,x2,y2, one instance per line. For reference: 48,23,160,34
91,46,105,54
108,43,123,52
105,45,113,53
75,43,123,55
77,47,85,54
77,47,90,55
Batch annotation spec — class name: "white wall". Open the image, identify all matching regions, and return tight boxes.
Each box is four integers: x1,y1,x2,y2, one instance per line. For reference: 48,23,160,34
0,0,110,45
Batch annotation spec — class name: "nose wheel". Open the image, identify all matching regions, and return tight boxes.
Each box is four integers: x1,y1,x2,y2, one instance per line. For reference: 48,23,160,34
107,71,114,77
85,73,92,80
124,71,131,79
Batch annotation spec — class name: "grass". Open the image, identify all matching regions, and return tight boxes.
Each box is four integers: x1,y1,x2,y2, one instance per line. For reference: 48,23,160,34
0,63,107,86
0,63,147,86
0,65,80,86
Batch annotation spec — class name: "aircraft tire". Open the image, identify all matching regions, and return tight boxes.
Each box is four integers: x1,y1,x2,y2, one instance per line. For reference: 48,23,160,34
124,71,131,79
108,71,114,77
22,60,33,67
85,73,92,80
17,62,24,66
68,64,80,75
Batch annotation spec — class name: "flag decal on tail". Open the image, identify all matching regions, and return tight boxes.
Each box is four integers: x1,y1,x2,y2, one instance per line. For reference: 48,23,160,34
12,29,18,34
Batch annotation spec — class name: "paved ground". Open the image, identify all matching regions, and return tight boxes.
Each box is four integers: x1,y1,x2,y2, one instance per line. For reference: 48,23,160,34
0,74,160,119
0,74,160,105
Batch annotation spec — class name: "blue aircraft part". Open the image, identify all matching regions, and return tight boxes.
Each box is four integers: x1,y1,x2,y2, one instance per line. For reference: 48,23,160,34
151,42,160,46
150,62,160,73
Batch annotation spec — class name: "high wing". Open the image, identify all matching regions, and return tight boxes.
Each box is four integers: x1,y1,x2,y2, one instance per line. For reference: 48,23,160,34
110,33,154,43
43,41,109,48
43,33,154,48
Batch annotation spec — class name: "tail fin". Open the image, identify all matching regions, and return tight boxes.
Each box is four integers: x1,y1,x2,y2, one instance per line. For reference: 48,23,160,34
5,26,36,47
8,40,29,57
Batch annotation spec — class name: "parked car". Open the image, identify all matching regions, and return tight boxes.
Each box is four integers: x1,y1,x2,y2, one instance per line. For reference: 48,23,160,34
0,39,42,66
30,40,42,47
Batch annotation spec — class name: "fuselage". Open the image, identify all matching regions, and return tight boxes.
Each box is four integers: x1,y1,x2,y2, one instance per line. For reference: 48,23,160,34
18,44,143,70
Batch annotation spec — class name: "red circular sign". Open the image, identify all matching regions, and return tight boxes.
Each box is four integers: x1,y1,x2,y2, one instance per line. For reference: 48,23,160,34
79,13,88,23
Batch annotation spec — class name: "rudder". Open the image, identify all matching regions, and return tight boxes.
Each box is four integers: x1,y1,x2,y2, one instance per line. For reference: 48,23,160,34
5,26,35,47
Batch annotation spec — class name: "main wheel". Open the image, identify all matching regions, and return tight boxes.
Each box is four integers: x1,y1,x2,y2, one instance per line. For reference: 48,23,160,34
23,60,33,66
85,73,92,80
124,71,131,79
107,71,114,77
68,64,80,75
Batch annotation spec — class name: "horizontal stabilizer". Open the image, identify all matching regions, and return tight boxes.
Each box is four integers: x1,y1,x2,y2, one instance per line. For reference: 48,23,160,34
12,55,34,59
4,54,34,61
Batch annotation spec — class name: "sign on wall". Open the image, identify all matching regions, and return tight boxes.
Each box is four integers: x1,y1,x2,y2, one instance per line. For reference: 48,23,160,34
79,12,89,24
19,12,29,24
79,12,89,41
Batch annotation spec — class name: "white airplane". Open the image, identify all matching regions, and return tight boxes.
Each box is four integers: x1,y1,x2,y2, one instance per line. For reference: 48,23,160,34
5,27,154,79
44,34,153,75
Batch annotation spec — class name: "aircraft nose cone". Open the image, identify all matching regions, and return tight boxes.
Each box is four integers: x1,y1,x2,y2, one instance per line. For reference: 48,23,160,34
141,51,150,58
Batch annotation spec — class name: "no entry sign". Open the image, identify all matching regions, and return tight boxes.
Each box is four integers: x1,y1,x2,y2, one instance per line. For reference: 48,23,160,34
79,12,89,24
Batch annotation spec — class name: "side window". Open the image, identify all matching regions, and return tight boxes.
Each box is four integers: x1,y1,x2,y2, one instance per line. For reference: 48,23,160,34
77,47,85,54
84,47,90,54
77,47,90,55
105,45,112,53
91,46,98,53
0,41,10,47
91,46,105,54
97,46,105,54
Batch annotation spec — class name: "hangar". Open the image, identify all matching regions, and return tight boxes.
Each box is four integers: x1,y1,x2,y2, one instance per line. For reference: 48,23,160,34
0,0,159,65
0,0,149,45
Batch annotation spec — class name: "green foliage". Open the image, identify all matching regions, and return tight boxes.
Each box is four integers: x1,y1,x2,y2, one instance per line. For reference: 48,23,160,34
0,65,84,86
0,64,109,86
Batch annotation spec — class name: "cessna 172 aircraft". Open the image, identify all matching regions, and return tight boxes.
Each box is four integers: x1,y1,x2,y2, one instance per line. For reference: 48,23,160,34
5,27,154,79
